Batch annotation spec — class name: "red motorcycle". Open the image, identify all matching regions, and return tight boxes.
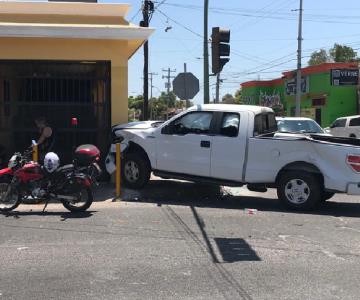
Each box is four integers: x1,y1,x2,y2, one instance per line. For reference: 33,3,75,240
0,146,97,213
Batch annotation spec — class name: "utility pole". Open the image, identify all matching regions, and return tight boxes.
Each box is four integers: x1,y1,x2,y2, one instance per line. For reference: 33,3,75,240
149,72,157,120
162,68,176,118
295,0,303,117
203,0,209,104
149,72,158,100
215,73,220,103
141,0,154,121
162,67,176,95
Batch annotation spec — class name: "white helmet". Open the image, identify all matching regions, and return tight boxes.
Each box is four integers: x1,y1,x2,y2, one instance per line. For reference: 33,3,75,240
44,152,60,173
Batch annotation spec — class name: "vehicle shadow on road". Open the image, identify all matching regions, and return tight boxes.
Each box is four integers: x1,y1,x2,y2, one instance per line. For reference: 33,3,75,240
118,179,360,218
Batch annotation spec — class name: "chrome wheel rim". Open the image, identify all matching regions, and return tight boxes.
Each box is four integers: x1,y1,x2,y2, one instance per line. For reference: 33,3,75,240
285,179,310,204
124,161,140,183
0,183,18,209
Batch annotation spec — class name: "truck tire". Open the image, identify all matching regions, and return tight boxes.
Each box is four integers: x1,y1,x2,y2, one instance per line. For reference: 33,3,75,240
122,153,150,189
277,171,321,211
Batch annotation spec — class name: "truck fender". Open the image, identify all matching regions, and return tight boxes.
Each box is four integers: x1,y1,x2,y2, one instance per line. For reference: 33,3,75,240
276,161,324,185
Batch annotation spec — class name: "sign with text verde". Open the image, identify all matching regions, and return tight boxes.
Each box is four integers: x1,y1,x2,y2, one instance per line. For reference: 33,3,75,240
331,69,359,86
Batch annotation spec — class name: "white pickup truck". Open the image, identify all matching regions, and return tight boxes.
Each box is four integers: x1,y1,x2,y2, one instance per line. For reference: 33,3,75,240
106,104,360,210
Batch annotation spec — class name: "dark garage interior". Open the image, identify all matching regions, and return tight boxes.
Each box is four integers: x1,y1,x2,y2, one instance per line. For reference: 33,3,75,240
0,60,111,165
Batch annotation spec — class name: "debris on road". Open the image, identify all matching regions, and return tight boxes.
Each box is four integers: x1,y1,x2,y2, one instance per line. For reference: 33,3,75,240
17,247,29,251
244,208,258,215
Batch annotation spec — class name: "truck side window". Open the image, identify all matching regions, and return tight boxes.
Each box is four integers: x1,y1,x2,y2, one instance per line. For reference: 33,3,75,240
254,113,277,136
349,117,360,127
220,113,240,137
171,111,213,135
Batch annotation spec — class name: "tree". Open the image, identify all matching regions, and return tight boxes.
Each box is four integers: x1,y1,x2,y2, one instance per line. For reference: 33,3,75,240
128,95,143,110
129,92,188,121
128,95,143,121
308,49,329,65
329,43,359,62
234,89,243,104
307,44,359,66
157,91,176,108
221,93,235,104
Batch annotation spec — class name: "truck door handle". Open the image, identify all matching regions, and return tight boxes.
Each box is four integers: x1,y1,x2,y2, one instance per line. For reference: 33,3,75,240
200,140,211,148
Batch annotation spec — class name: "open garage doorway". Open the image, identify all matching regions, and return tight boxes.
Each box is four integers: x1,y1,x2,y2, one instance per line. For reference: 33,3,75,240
0,60,111,165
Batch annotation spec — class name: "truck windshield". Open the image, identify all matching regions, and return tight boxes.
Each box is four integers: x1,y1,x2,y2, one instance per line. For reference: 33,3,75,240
254,113,278,136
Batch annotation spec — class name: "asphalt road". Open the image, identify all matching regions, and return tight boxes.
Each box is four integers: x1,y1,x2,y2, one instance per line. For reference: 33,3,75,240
0,181,360,300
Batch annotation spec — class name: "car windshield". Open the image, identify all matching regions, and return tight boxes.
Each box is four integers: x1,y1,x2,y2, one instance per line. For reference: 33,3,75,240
277,119,324,133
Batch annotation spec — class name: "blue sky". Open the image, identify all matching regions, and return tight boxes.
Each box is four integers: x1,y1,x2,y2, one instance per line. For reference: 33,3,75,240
102,0,360,104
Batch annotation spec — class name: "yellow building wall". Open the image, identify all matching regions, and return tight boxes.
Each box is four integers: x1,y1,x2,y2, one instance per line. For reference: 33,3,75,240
0,37,129,125
0,14,128,25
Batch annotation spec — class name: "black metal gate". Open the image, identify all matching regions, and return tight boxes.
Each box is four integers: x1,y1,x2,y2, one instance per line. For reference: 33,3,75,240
0,60,111,164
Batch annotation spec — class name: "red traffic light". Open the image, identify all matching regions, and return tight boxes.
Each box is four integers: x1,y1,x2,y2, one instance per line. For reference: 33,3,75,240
71,117,78,126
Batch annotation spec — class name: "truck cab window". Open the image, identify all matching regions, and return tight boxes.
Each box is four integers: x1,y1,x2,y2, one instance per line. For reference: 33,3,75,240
254,112,277,136
220,113,240,137
171,111,213,135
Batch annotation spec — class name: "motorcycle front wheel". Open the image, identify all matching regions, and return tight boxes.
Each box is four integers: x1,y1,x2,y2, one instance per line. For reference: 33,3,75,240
0,182,21,212
61,186,93,212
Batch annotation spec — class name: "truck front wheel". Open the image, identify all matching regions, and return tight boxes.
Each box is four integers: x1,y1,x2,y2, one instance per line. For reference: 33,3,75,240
122,153,150,189
277,171,321,211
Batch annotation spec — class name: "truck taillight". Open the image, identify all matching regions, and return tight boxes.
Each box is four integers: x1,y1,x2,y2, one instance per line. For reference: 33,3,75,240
347,155,360,172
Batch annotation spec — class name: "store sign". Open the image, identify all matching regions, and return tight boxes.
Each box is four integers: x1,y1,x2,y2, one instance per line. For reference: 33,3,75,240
331,69,359,86
285,77,309,95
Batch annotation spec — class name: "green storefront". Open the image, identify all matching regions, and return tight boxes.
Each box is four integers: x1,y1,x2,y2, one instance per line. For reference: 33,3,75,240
241,62,359,127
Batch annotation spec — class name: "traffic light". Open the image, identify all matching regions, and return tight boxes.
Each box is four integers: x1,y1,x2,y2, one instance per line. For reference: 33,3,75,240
211,27,230,74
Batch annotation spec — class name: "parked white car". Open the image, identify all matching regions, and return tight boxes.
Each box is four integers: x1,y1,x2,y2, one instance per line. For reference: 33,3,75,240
325,115,360,138
106,104,360,210
276,117,328,135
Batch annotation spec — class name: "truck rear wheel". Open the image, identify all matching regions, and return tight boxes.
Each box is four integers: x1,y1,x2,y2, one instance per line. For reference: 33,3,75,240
277,171,321,211
122,153,150,189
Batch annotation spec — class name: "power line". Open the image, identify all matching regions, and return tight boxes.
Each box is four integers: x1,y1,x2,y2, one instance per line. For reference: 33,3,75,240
231,50,270,64
241,52,297,73
160,2,360,26
154,0,168,9
129,8,141,22
230,0,298,31
161,3,360,21
155,11,203,60
156,8,203,38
